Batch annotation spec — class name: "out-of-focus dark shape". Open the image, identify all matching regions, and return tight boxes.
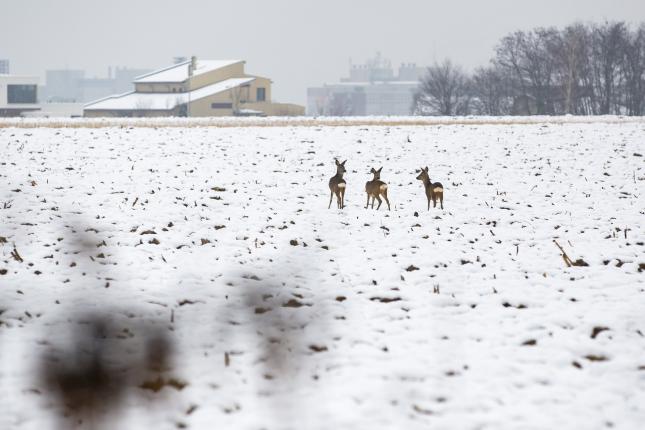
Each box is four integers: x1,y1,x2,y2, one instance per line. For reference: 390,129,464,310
145,331,172,373
40,319,122,418
39,313,174,429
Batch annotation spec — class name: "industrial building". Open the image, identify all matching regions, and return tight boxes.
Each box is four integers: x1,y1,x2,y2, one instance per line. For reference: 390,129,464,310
43,67,152,103
0,59,9,75
307,54,425,116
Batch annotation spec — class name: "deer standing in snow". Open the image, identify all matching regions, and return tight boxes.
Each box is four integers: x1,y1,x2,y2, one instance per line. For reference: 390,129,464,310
365,167,390,210
416,167,444,210
328,159,347,209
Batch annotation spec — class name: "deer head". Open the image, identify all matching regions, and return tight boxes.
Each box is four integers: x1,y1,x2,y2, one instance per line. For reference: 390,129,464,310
335,159,347,176
416,166,429,182
370,167,383,180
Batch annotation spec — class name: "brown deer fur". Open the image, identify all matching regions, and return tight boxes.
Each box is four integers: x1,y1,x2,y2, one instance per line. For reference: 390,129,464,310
328,159,347,209
365,167,390,210
416,166,443,210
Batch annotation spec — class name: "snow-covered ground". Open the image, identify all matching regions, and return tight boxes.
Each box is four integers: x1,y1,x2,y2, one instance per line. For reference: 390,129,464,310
0,119,644,429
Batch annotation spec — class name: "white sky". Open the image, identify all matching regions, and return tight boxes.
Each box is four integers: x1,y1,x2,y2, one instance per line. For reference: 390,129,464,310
2,0,644,104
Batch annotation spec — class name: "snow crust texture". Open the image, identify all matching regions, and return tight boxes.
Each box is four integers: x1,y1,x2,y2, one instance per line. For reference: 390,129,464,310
0,121,644,429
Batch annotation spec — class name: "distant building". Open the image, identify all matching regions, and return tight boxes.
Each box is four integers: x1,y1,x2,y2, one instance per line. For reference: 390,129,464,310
307,53,425,116
0,74,40,116
84,57,304,117
44,67,152,102
0,59,9,74
112,67,151,94
44,69,85,102
80,76,119,104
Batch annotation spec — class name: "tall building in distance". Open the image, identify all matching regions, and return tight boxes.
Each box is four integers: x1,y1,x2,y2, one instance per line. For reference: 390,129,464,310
0,59,9,74
307,53,425,116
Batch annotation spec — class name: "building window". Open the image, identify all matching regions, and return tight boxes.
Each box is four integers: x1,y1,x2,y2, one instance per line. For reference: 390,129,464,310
256,87,266,102
211,102,233,109
7,85,37,104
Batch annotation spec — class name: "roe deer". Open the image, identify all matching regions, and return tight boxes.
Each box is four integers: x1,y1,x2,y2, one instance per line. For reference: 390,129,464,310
416,166,443,210
328,159,347,209
365,167,390,210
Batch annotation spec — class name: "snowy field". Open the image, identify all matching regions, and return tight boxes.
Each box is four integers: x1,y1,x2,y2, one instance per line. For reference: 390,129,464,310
0,118,644,429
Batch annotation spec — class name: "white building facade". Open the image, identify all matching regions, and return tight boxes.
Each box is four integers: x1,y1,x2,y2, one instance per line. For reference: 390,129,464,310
0,75,40,117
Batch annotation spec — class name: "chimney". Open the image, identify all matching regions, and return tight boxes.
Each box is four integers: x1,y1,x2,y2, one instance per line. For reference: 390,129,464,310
189,56,197,77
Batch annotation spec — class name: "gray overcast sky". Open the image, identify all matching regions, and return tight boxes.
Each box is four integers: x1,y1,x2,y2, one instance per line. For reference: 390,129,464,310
2,0,645,104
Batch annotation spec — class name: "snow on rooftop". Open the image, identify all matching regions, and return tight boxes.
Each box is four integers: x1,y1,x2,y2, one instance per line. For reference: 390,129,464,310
84,77,255,111
133,60,243,83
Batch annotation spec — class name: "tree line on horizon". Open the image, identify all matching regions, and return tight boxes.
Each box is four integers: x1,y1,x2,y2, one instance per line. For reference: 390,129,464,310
413,21,645,116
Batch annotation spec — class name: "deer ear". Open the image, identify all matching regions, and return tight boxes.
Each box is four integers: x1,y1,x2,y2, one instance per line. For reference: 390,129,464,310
424,166,429,172
341,160,347,165
378,167,383,172
335,159,339,165
370,168,375,173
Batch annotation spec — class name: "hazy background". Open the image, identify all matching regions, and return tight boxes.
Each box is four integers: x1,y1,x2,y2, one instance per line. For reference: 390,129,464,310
2,0,645,104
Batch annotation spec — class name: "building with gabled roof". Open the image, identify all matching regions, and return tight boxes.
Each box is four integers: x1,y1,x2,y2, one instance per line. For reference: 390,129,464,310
84,57,304,117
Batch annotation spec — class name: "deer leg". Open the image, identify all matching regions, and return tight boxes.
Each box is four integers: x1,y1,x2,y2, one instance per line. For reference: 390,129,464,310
375,195,383,210
439,193,444,209
328,190,334,209
382,190,391,211
427,196,430,211
365,193,370,209
335,190,342,209
340,188,346,209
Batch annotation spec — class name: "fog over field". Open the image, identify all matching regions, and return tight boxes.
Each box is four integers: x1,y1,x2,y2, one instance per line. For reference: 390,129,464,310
3,0,645,104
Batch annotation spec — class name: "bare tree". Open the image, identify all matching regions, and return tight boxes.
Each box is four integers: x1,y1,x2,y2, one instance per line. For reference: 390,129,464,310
230,86,246,115
470,65,513,115
495,31,531,114
590,22,628,114
496,28,560,114
415,21,645,117
413,59,471,115
550,24,592,114
521,28,560,114
620,23,645,115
